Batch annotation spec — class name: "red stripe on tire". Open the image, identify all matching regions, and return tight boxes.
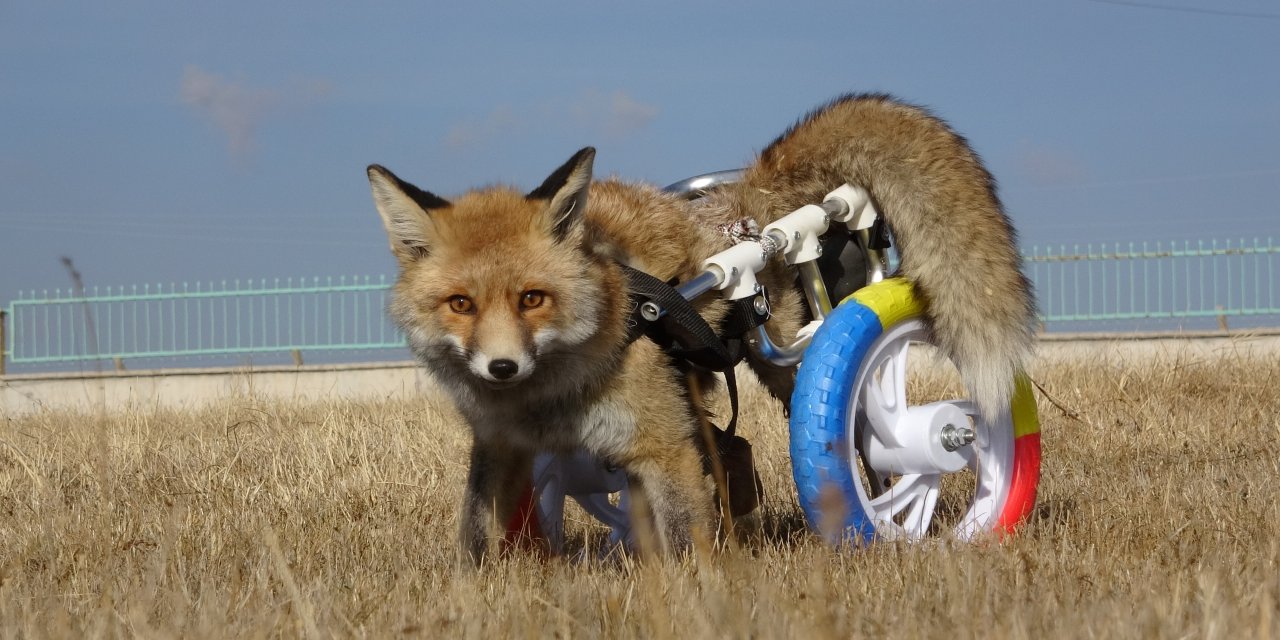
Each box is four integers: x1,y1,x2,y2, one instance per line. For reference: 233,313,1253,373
997,432,1041,533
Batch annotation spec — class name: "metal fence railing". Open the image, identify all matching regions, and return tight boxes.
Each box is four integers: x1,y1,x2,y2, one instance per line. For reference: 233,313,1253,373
3,237,1278,373
1026,237,1277,331
2,276,404,372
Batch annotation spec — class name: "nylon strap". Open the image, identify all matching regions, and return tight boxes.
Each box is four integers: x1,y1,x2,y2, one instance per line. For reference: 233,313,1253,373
618,264,770,437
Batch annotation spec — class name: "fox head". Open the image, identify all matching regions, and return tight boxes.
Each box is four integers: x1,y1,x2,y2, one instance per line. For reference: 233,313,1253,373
367,148,606,388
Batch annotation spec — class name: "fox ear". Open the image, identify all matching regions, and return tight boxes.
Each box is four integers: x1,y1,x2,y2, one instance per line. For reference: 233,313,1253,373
527,147,595,241
367,164,450,265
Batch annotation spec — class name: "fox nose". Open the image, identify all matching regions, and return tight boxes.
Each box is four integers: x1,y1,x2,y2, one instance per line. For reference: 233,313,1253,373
488,359,519,380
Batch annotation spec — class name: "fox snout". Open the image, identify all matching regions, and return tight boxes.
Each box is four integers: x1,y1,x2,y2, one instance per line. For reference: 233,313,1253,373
468,350,535,385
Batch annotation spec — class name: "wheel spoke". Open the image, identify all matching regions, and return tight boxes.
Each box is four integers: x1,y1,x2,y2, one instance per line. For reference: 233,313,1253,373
862,340,911,443
853,413,888,498
886,339,909,416
904,476,941,538
868,473,942,539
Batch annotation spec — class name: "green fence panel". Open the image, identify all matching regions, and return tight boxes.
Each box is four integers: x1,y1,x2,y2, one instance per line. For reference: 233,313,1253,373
1025,237,1277,328
4,275,404,365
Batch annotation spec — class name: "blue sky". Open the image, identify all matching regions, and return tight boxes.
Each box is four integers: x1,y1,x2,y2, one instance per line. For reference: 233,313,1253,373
2,1,1278,308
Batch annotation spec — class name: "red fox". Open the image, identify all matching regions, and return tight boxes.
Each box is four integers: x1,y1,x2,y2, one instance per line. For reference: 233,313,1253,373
367,93,1035,563
368,148,734,562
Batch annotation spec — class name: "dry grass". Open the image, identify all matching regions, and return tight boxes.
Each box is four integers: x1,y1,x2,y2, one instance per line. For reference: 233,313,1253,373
2,347,1278,639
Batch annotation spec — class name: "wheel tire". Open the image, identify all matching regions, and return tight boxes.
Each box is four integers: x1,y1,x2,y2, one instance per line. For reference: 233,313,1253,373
789,278,1040,545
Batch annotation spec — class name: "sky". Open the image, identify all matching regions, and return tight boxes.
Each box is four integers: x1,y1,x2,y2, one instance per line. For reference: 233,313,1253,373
2,0,1279,312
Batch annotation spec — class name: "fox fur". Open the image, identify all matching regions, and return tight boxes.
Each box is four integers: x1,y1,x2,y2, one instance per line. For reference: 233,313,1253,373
367,93,1035,563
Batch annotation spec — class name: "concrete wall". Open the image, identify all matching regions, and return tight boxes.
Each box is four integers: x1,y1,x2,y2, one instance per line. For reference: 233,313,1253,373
1035,330,1280,363
1,361,435,417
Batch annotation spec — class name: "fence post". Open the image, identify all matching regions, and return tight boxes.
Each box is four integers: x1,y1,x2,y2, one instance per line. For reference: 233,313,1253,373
0,309,6,376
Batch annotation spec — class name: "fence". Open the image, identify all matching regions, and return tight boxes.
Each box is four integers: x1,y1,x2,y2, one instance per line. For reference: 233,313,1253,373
3,238,1278,373
2,276,404,373
1026,237,1277,331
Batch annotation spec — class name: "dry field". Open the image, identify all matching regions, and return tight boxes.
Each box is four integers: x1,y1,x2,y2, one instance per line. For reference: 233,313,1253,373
1,346,1278,638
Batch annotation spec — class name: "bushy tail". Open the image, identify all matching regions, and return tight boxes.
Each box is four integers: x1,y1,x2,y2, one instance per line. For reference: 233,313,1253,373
740,93,1036,420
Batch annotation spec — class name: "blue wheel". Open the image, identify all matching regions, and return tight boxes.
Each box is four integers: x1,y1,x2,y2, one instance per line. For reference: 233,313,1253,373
790,278,1040,545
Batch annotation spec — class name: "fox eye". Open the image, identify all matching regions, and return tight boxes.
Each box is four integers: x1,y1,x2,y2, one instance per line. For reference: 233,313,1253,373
520,290,546,310
447,295,475,314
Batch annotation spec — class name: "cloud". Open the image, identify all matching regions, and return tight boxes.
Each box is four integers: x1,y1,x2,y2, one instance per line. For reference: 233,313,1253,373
180,66,330,158
568,89,660,138
1014,140,1089,187
445,105,521,150
444,89,659,151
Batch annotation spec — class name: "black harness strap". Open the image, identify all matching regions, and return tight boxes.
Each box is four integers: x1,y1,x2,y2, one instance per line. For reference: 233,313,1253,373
621,265,734,366
619,264,770,436
720,295,772,342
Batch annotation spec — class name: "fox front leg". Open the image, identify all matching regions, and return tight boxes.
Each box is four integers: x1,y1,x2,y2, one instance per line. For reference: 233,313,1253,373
458,442,532,565
625,446,715,557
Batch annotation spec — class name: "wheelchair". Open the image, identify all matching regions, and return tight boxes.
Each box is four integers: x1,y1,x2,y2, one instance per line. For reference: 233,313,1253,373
518,171,1041,553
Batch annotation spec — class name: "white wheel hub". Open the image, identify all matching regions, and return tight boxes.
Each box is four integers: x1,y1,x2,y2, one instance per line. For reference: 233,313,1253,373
862,400,976,475
849,318,1014,541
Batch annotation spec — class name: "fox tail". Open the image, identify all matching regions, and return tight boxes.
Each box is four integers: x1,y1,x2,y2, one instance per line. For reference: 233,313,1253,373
742,93,1036,421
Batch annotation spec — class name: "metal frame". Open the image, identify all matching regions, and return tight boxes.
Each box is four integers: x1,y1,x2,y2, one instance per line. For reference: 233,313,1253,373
659,173,882,367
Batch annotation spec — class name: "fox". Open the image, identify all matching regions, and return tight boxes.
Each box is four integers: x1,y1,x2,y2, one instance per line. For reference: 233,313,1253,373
367,92,1035,562
367,148,734,563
